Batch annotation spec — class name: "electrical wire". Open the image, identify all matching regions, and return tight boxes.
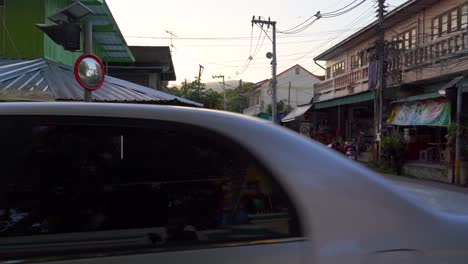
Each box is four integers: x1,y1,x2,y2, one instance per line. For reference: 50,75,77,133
238,25,263,76
124,27,374,41
322,0,362,15
277,0,367,35
277,18,320,35
282,5,376,65
277,14,318,34
257,24,272,42
241,31,268,75
321,0,367,18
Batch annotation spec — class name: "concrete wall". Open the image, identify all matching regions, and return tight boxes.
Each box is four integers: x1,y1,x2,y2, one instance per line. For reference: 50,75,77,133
403,162,450,183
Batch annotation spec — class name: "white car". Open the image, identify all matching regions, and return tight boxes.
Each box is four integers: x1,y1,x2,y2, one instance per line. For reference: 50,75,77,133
0,102,467,264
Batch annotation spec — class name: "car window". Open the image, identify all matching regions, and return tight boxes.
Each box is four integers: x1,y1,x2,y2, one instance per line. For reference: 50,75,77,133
0,116,302,261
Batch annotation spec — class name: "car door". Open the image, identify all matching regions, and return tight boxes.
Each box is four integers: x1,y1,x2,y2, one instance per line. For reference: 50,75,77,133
0,114,307,264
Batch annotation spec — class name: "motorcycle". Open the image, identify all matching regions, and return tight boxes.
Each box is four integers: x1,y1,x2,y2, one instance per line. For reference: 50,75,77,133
344,142,357,160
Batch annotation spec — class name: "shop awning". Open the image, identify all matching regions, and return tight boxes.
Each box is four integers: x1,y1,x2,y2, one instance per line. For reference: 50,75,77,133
439,75,464,92
391,92,442,104
314,91,374,109
281,104,312,123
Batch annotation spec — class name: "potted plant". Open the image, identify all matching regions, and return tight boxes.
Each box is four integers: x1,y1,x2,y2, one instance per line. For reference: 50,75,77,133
380,131,405,175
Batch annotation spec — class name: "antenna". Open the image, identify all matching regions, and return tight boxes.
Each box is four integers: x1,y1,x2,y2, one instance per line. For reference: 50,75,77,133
164,30,178,52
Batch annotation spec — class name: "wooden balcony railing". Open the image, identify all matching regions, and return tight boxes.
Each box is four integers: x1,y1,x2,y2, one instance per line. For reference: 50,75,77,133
389,30,468,71
314,66,369,102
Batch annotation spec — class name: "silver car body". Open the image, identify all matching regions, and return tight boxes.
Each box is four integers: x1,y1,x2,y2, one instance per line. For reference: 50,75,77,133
0,102,467,264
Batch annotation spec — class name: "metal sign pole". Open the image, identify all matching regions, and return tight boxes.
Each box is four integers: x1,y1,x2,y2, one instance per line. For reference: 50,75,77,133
83,20,93,102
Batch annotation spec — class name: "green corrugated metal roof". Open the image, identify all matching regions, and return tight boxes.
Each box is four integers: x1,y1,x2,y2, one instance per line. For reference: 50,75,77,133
81,0,135,63
314,91,374,109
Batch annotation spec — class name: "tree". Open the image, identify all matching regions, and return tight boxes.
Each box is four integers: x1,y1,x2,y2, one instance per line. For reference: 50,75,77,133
225,82,252,113
203,89,223,109
267,100,291,114
166,78,224,110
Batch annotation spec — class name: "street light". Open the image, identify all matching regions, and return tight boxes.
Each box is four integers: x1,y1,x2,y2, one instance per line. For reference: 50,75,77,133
36,1,93,51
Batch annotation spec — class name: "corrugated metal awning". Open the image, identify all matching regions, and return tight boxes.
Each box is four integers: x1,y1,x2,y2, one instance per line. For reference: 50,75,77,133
281,104,312,123
0,58,202,106
314,91,374,109
391,92,442,104
80,0,135,62
439,75,464,91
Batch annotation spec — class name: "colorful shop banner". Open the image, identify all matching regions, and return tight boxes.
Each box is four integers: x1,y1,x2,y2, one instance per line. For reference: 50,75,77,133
387,98,450,126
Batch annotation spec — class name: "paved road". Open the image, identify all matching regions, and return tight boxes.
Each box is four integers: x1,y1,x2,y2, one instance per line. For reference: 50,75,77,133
384,174,468,215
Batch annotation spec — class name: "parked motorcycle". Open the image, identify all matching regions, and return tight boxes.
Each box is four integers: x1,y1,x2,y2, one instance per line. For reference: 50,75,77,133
344,142,357,160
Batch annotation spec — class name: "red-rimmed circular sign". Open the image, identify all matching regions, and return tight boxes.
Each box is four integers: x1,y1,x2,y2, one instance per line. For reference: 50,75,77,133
74,54,105,91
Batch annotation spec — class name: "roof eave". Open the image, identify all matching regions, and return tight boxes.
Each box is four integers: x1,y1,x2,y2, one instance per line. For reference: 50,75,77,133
314,0,419,61
101,1,135,63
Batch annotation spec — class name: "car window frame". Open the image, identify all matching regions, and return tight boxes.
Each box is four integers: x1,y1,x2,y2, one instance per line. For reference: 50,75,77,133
0,114,306,262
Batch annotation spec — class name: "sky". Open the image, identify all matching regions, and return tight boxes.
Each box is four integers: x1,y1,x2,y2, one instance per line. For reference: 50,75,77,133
106,0,407,85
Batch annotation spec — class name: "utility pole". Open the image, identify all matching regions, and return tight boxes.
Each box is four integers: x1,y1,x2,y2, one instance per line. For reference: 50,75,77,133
83,20,93,102
455,82,463,184
288,81,291,110
252,16,278,123
213,74,226,111
375,0,386,158
198,64,204,101
239,79,244,113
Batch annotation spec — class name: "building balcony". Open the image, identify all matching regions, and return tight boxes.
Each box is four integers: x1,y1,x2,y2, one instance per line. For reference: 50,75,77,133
388,30,468,78
314,66,369,103
243,104,262,116
314,30,468,103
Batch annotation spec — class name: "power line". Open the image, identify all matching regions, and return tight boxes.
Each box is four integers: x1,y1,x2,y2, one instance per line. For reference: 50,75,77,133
282,5,376,65
321,0,367,18
322,0,362,15
277,0,367,35
278,17,320,35
277,13,320,34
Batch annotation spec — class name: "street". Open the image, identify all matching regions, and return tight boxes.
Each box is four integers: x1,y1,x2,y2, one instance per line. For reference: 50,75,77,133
385,175,468,215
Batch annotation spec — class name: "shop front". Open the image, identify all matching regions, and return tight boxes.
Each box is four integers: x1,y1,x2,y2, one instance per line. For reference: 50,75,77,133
386,95,452,181
311,91,375,153
387,96,450,161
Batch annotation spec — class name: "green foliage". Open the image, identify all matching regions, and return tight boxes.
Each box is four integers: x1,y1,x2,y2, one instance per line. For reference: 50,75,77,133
445,122,466,143
167,79,252,111
381,131,404,155
446,122,458,143
225,82,252,113
380,130,405,174
267,100,290,114
203,89,224,109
